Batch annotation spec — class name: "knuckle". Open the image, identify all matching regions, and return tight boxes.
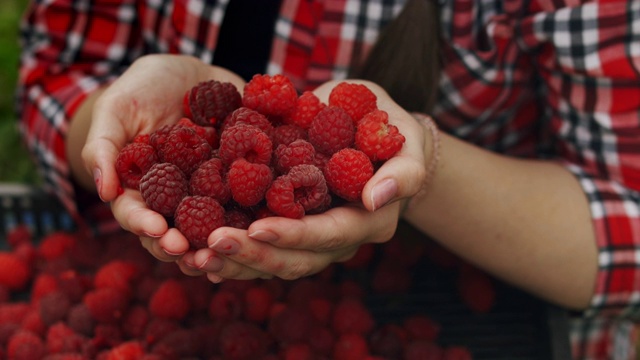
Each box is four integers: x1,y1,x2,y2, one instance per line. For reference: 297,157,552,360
279,259,313,280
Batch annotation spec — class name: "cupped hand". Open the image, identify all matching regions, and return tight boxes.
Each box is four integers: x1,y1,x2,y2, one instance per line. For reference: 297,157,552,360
81,54,244,258
190,79,431,282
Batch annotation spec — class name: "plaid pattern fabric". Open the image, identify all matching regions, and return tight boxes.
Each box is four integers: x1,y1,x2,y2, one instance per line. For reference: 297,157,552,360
16,0,640,358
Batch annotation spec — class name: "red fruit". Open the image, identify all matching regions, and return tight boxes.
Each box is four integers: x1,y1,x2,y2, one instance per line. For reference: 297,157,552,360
224,208,253,229
243,286,273,323
121,305,149,339
308,106,355,155
152,328,203,359
266,164,328,218
174,195,225,249
155,126,212,176
132,133,151,144
185,79,242,126
0,302,30,325
45,322,88,354
20,311,46,337
94,260,139,294
371,259,413,294
285,91,326,128
227,158,273,207
443,346,474,360
328,82,378,123
271,124,308,149
208,290,242,322
38,291,71,326
457,264,496,313
282,343,314,360
268,305,315,343
144,318,179,346
105,340,146,360
221,106,274,135
219,123,273,166
189,157,230,205
403,340,444,360
219,321,271,360
355,110,405,161
307,298,333,325
93,323,124,349
307,326,335,355
83,287,130,324
243,74,298,118
369,323,408,359
331,298,375,335
67,304,95,337
177,117,219,148
7,224,31,248
139,162,189,217
324,148,374,202
7,330,45,360
333,332,369,360
31,273,59,303
403,315,441,342
0,252,30,290
274,139,316,174
38,231,77,261
149,279,191,321
115,142,159,189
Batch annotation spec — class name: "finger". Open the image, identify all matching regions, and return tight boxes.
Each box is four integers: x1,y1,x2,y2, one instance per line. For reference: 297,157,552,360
247,202,400,251
139,236,179,263
192,246,273,280
110,188,169,237
176,254,205,276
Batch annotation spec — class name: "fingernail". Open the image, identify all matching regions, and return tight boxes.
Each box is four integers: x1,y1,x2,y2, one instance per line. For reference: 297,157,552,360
371,178,398,212
210,238,240,255
161,247,184,256
207,273,224,284
93,168,104,202
248,230,279,242
143,232,162,238
199,256,224,272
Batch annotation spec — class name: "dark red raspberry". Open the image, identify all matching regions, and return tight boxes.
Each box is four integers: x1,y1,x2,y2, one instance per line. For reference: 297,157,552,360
140,163,189,217
456,264,496,314
404,340,444,360
218,321,271,360
328,82,378,123
243,286,273,323
221,107,274,136
82,287,130,324
308,106,355,155
67,304,95,336
105,340,146,360
227,158,273,207
333,332,370,360
115,142,159,189
243,74,298,118
38,291,71,326
189,158,230,205
94,260,139,296
7,330,46,360
403,315,440,342
177,117,219,148
208,289,243,322
174,196,225,249
185,80,242,126
266,164,328,219
323,148,374,202
355,110,405,161
224,208,253,229
149,279,191,321
271,124,308,150
219,124,273,166
285,91,326,128
274,139,316,174
331,297,375,335
155,126,212,176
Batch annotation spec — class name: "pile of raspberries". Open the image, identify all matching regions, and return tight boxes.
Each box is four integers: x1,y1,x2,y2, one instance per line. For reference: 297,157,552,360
115,74,406,249
0,224,483,360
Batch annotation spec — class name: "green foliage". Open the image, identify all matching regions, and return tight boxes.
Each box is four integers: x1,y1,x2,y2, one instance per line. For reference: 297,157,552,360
0,0,40,184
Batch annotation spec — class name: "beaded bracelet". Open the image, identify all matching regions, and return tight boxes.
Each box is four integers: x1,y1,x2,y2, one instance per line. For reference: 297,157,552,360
401,112,441,215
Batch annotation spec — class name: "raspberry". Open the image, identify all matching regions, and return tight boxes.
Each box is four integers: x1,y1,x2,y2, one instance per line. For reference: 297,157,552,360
93,323,124,349
271,124,308,149
67,304,95,337
38,291,71,326
7,330,45,360
307,325,335,355
132,133,151,144
31,273,59,303
308,106,355,155
149,124,175,149
403,315,440,342
242,74,298,118
456,264,496,314
115,142,159,189
442,346,473,360
208,289,243,322
266,164,328,218
185,79,242,126
177,117,219,148
140,162,189,217
45,322,88,354
333,332,369,360
0,252,30,291
105,340,146,360
0,302,30,325
331,298,375,335
189,158,230,205
38,231,78,261
323,148,374,202
219,321,271,360
268,305,315,343
243,286,273,323
152,328,203,359
121,305,149,339
219,123,273,166
224,208,253,229
7,224,31,248
274,139,316,174
282,343,314,360
404,340,444,360
355,110,405,161
285,91,326,128
369,324,408,359
155,126,212,176
94,260,140,295
174,195,225,249
227,158,273,207
149,279,190,321
144,318,179,346
83,287,130,324
328,82,378,123
221,106,274,136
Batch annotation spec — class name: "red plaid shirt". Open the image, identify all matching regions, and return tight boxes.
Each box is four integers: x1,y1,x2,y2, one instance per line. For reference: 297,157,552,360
17,1,640,358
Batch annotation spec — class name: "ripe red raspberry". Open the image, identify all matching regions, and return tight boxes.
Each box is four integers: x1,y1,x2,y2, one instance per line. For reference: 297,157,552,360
221,106,274,136
121,305,149,339
285,91,326,128
115,142,159,189
323,148,374,202
443,346,473,360
208,289,243,322
308,106,355,155
404,340,444,360
184,79,242,126
224,208,253,229
219,321,271,360
328,82,378,123
7,224,31,248
355,110,405,161
140,162,189,217
38,231,78,260
94,260,139,295
132,133,151,144
268,305,315,343
219,124,273,166
227,158,273,207
38,291,71,326
0,302,30,325
403,315,440,342
177,117,219,148
243,74,298,118
457,264,496,314
266,164,328,219
149,279,191,321
105,340,146,360
7,330,45,360
174,196,225,249
45,322,89,354
149,124,176,149
331,297,375,335
271,124,308,149
243,286,273,323
274,139,316,174
369,323,408,359
155,126,212,176
189,158,230,205
0,252,30,290
333,332,370,360
82,287,130,324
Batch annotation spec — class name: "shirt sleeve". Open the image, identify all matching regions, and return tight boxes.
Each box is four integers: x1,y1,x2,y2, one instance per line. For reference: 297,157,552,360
16,0,142,226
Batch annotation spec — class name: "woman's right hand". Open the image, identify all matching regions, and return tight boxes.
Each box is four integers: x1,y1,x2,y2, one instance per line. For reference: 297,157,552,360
81,54,245,260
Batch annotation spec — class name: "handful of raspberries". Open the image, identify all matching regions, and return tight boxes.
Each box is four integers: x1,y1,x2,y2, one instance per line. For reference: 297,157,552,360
115,74,405,249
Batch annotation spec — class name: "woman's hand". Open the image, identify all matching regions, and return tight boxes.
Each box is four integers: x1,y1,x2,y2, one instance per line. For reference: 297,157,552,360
80,54,245,261
186,79,433,282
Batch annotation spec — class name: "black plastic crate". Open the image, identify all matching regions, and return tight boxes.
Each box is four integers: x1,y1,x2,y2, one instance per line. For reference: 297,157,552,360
0,184,572,359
